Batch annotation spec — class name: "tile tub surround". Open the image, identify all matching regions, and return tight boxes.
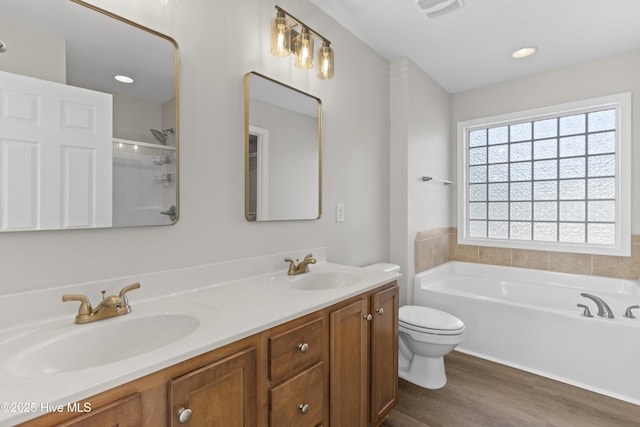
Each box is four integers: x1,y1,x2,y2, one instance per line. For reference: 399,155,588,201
0,249,401,425
415,229,640,280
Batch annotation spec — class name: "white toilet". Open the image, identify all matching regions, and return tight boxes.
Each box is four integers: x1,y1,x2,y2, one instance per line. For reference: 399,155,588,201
398,305,465,389
363,263,465,390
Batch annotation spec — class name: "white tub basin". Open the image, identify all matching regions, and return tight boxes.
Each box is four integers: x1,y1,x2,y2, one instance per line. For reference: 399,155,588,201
291,271,362,290
6,312,200,376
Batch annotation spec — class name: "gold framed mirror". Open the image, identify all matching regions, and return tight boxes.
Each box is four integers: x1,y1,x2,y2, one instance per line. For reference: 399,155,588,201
0,0,179,231
244,72,322,221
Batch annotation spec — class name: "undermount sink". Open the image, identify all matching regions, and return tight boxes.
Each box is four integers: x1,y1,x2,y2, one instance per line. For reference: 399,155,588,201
7,312,200,376
291,271,362,290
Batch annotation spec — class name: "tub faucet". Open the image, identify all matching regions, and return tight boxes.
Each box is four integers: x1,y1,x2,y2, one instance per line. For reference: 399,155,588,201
580,293,615,319
623,305,639,319
577,304,593,318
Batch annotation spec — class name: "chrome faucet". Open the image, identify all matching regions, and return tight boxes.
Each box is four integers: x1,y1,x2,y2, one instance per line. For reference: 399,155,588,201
285,254,316,275
577,304,593,318
580,293,615,319
62,282,141,324
623,305,639,319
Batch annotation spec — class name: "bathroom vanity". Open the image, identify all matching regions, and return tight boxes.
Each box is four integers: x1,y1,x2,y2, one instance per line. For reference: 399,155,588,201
2,256,399,427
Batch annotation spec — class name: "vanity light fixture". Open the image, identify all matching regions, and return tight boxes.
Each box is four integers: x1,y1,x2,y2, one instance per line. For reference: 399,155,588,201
270,6,334,80
318,40,334,80
512,46,538,59
294,27,314,70
114,75,134,84
270,9,290,57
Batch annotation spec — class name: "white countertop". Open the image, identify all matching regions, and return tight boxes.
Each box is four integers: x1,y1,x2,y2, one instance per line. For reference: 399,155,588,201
0,258,400,425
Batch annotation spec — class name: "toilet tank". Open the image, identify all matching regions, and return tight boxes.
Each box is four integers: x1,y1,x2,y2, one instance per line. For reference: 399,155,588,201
363,263,401,273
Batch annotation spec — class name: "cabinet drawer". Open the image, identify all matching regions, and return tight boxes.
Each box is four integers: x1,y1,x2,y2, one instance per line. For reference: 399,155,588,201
269,318,323,381
270,362,324,427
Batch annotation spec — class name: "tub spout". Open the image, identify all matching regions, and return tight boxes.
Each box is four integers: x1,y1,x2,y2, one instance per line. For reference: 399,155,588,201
580,293,615,319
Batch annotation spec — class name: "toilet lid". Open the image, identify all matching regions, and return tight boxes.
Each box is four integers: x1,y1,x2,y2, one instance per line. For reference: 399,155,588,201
399,305,464,333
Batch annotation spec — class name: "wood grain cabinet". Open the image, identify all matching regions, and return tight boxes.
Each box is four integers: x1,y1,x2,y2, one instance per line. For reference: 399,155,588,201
168,347,257,427
330,284,399,427
268,317,325,427
370,285,399,426
55,394,141,427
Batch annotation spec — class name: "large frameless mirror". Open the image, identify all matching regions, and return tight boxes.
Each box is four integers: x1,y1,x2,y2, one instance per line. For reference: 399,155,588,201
244,72,321,221
0,0,179,231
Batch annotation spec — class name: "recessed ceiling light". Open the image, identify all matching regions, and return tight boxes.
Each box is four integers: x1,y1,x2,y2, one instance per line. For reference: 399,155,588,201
114,75,134,84
512,46,537,59
417,0,464,18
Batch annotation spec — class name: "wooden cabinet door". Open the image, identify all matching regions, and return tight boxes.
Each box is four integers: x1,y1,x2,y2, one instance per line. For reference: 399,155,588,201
56,394,141,427
371,285,399,426
330,297,369,427
270,362,324,426
169,347,257,427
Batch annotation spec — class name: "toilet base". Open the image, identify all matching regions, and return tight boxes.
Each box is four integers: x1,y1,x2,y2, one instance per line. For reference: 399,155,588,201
398,354,447,389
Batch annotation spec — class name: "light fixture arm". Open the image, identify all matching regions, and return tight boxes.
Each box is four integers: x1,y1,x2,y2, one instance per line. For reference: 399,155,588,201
275,6,331,46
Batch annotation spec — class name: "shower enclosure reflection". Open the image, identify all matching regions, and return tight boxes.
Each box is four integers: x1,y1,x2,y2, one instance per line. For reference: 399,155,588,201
112,138,176,226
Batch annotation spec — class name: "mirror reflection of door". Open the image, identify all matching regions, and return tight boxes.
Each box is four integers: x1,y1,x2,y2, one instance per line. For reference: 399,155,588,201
244,72,321,222
248,126,269,221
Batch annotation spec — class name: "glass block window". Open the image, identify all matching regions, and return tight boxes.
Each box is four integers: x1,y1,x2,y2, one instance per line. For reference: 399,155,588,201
457,93,631,256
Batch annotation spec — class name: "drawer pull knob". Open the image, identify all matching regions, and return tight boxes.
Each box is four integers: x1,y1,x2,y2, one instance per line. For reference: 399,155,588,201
177,407,193,423
298,342,309,353
376,307,384,315
299,403,310,414
364,313,373,321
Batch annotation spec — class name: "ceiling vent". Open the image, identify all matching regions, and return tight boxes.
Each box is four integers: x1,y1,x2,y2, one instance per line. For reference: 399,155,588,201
417,0,464,18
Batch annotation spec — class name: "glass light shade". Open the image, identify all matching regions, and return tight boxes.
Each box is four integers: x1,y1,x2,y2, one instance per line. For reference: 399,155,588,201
294,28,314,70
270,13,290,57
317,42,334,80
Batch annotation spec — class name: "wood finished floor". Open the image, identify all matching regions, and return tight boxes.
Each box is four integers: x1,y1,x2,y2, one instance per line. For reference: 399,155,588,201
381,351,640,427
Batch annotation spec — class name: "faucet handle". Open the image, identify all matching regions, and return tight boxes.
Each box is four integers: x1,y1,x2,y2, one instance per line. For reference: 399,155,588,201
284,258,297,275
577,303,593,318
303,253,314,260
623,305,639,319
62,294,93,316
118,282,141,307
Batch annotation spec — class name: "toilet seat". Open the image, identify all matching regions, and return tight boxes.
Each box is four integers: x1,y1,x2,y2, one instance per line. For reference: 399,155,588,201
399,306,464,336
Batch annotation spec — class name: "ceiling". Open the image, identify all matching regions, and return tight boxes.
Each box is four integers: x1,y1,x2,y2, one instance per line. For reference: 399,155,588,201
2,0,175,103
310,0,640,93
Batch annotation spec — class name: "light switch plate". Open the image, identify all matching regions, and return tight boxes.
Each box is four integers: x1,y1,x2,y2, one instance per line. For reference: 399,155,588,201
336,203,345,223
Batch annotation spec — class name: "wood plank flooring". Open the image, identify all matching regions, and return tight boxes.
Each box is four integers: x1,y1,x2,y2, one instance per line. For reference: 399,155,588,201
381,351,640,427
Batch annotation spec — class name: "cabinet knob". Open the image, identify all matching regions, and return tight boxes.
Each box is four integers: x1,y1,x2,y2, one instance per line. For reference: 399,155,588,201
298,342,309,353
376,307,384,315
364,313,373,321
177,407,193,423
299,403,310,414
